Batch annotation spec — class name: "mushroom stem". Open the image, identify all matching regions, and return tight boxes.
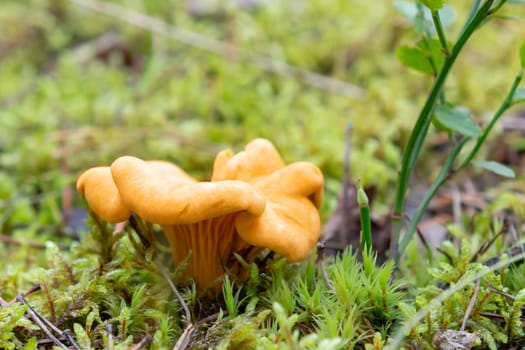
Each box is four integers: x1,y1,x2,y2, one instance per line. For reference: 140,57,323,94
161,214,258,291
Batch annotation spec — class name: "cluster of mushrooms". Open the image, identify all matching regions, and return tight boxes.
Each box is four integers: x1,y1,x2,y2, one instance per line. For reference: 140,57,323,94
77,139,324,291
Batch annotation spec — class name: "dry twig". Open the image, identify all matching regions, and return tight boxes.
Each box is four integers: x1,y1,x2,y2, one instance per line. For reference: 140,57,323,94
173,324,195,350
316,242,335,292
156,261,192,326
127,335,153,350
460,278,481,332
469,217,509,264
487,284,515,301
12,286,81,350
0,234,67,250
106,324,115,350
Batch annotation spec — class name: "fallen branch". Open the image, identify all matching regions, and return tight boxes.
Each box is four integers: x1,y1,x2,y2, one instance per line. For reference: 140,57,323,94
460,278,481,332
16,292,80,349
128,335,153,350
156,261,192,326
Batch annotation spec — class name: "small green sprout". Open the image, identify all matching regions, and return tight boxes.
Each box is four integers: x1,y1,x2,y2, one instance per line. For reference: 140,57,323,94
357,180,372,256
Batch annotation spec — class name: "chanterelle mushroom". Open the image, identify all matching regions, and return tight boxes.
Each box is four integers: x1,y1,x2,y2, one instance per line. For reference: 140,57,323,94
77,139,324,291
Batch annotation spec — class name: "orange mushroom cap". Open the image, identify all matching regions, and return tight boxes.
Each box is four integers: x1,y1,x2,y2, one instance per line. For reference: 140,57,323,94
76,138,324,290
212,138,286,182
76,167,130,223
236,162,323,261
211,140,324,261
110,156,266,225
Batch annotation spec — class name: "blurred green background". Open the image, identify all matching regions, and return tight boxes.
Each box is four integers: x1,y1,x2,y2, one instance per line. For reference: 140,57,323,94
1,0,524,239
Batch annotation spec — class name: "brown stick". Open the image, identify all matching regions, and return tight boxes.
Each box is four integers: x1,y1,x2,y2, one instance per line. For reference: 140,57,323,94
460,278,481,331
16,294,69,349
173,324,195,350
487,284,515,301
127,335,153,350
0,234,67,250
156,261,192,326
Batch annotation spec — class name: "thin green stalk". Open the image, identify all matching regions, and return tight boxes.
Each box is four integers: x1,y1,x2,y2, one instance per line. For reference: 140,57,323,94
416,3,439,75
490,0,508,14
391,0,494,263
459,0,482,36
398,137,469,256
458,72,523,170
421,38,439,74
357,181,372,255
432,10,449,55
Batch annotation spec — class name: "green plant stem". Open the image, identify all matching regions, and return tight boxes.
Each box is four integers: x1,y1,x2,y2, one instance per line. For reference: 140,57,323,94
391,0,494,263
431,10,449,56
420,37,439,75
458,72,523,170
396,66,521,259
357,181,372,255
490,0,507,14
460,0,482,36
398,137,469,256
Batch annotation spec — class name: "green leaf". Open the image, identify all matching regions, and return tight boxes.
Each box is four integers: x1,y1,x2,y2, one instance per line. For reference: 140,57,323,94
397,46,434,75
423,39,446,71
509,0,525,3
420,0,446,10
73,323,92,348
472,161,516,178
433,105,481,137
520,41,525,68
397,39,445,75
22,337,38,350
511,88,525,105
515,288,525,304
